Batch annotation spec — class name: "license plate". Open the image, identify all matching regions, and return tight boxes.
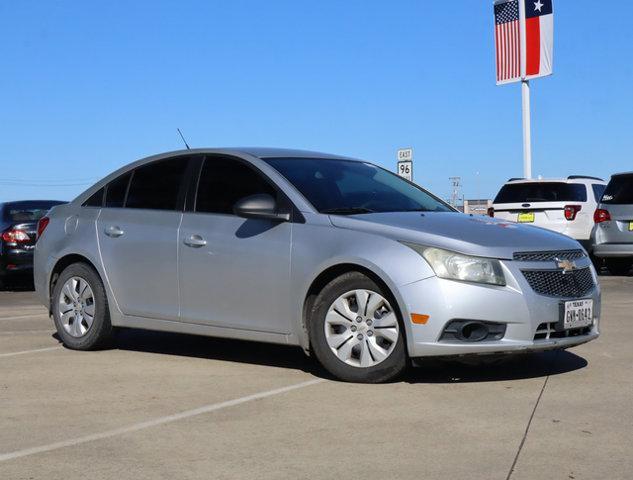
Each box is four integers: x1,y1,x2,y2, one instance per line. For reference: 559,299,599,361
517,212,535,223
561,299,593,329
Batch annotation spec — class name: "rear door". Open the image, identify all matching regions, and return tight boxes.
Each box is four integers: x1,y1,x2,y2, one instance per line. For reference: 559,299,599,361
599,175,633,243
96,156,192,320
178,155,293,333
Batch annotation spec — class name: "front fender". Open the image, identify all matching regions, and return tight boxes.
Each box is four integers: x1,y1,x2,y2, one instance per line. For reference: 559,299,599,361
289,219,435,350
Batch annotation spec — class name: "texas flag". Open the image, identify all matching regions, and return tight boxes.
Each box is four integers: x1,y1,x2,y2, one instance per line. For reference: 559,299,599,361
523,0,553,79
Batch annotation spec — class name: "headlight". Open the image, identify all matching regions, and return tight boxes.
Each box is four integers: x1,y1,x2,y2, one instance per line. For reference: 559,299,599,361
404,244,506,286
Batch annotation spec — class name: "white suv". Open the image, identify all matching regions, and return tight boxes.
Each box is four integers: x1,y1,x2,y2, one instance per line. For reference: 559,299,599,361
490,176,607,252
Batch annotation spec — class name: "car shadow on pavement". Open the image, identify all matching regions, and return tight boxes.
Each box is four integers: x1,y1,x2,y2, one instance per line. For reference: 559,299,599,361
404,350,587,384
112,328,335,379
108,328,587,384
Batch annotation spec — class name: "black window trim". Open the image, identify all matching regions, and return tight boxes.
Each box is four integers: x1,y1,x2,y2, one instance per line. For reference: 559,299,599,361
101,170,134,209
124,156,192,212
189,154,302,222
81,187,106,208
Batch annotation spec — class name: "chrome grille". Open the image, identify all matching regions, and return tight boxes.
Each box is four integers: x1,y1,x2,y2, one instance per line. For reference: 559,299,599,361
513,250,586,262
522,267,595,298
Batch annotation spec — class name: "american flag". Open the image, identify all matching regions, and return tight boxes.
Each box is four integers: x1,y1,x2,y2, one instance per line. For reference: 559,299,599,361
494,0,521,84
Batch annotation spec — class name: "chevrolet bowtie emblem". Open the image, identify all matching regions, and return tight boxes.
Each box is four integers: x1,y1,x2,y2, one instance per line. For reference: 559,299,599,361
557,259,577,273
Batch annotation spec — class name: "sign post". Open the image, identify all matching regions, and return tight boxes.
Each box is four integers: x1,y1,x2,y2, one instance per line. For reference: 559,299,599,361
397,148,413,182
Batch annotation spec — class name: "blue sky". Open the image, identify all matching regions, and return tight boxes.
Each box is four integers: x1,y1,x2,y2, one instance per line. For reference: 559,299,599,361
1,0,631,203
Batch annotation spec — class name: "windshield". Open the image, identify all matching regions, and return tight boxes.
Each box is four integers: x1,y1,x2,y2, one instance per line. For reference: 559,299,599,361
4,202,63,223
263,158,454,214
494,182,587,203
602,175,633,204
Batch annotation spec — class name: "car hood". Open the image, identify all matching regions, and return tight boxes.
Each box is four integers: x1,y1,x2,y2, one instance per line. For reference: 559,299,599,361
329,212,582,259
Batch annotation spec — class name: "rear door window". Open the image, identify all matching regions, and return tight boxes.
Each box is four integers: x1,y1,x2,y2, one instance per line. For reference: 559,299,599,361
494,183,587,203
126,158,189,210
601,175,633,204
5,203,61,222
105,172,132,208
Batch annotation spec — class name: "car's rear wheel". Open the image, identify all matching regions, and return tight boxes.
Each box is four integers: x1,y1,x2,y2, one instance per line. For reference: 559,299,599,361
308,272,407,383
605,258,633,276
52,263,113,350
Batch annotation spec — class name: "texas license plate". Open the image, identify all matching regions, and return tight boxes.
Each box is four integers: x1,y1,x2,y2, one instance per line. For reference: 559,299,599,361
517,212,535,223
561,299,593,329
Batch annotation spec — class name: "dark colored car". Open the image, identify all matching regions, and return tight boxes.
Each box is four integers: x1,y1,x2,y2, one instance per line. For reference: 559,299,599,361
0,200,65,288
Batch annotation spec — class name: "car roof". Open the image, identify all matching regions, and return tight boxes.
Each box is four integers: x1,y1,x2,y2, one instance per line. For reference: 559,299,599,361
71,148,363,206
156,147,360,161
505,177,605,184
611,171,633,177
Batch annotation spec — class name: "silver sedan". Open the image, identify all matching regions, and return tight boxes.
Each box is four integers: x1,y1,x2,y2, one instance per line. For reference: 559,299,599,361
34,148,600,383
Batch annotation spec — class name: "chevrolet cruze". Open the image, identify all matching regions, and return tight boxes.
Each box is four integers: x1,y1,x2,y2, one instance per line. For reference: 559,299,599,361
34,149,600,383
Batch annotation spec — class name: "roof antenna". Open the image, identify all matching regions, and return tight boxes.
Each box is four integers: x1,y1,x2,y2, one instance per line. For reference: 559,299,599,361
177,128,191,150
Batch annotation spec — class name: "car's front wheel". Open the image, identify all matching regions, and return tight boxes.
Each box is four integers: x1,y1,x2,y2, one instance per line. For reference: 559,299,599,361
308,272,407,383
52,263,114,350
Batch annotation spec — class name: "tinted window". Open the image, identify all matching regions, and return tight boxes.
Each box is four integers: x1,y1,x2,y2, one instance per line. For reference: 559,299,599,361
591,184,606,203
83,188,104,207
602,175,633,204
196,157,276,214
126,158,189,210
4,202,63,222
264,158,453,214
105,172,132,208
494,183,587,203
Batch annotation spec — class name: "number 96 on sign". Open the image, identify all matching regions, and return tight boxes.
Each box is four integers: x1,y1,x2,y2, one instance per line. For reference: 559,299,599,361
397,161,413,181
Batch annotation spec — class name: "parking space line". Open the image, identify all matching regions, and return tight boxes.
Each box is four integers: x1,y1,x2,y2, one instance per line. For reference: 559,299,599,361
0,378,325,462
0,330,55,335
0,313,49,321
0,346,62,358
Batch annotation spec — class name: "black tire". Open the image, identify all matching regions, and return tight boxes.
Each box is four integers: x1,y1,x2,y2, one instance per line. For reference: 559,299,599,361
589,253,604,272
52,262,114,350
308,272,407,383
605,258,633,276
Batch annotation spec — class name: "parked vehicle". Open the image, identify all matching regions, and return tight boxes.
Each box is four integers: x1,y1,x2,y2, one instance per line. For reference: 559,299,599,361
591,172,633,275
0,200,65,289
490,176,607,252
34,149,600,382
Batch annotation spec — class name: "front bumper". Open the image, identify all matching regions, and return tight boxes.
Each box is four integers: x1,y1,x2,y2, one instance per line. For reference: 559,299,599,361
397,257,601,358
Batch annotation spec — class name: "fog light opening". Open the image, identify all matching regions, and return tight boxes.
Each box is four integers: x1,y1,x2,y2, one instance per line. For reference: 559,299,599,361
460,322,489,342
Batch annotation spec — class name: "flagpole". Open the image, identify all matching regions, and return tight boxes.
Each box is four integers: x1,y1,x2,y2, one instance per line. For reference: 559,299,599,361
521,79,532,179
518,0,532,180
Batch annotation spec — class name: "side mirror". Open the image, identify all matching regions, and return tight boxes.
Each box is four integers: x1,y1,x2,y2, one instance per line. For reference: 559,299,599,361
233,194,291,222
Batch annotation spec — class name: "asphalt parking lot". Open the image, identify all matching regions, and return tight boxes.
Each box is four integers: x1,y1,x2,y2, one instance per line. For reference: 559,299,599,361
0,277,631,480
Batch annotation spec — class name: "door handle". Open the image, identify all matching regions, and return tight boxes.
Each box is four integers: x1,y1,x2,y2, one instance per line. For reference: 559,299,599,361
105,225,125,238
183,234,207,248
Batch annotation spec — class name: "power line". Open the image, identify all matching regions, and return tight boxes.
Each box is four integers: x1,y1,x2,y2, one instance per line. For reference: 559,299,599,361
0,177,98,187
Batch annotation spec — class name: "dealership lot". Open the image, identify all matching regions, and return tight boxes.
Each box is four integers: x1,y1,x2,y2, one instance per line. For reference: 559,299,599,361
0,278,631,480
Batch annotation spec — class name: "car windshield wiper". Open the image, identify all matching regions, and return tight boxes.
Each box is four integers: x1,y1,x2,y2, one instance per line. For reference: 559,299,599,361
321,207,375,215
